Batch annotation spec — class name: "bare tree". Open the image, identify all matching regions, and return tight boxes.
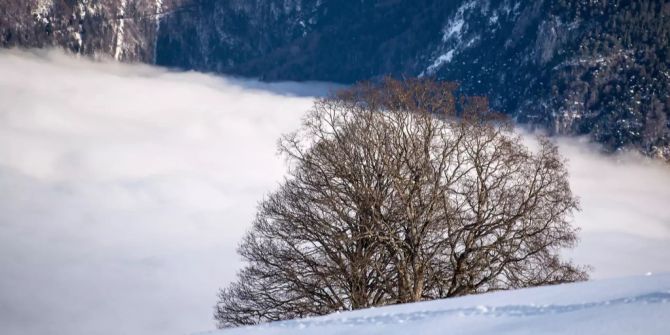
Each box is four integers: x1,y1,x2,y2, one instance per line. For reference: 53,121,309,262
215,78,588,328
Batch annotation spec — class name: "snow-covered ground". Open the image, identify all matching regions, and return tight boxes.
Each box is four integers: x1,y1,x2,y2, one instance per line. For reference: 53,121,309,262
204,273,670,335
0,50,668,335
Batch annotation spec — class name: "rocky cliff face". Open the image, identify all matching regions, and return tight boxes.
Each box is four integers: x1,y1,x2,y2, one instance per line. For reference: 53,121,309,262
156,0,317,75
0,0,172,62
2,0,669,160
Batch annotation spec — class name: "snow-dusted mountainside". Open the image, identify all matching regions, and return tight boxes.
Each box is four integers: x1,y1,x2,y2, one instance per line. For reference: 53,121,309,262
0,0,172,62
204,273,670,335
156,0,670,160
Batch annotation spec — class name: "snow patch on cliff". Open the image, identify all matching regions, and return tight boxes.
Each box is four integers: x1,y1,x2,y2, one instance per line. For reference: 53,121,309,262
153,0,163,62
114,0,127,60
441,1,476,42
32,0,53,24
423,1,480,75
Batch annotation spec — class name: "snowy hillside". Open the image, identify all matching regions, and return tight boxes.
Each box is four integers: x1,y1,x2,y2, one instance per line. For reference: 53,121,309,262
203,273,670,335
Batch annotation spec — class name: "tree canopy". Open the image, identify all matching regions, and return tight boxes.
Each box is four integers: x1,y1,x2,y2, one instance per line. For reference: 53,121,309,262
215,78,588,328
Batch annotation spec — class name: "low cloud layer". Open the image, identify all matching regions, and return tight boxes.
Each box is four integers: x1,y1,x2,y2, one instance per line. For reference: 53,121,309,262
0,50,668,335
0,49,320,335
555,137,670,278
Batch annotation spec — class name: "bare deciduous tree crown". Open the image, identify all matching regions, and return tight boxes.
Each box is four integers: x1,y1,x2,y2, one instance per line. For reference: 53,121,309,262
215,78,588,328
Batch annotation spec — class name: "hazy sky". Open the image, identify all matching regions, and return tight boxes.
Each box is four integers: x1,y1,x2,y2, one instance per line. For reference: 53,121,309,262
0,50,668,335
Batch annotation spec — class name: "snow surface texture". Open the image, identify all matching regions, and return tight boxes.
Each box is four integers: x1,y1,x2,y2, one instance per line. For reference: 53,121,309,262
203,274,670,335
0,50,668,335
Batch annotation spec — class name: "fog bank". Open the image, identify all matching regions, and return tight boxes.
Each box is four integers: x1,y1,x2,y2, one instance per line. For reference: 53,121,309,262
0,49,318,335
0,50,668,335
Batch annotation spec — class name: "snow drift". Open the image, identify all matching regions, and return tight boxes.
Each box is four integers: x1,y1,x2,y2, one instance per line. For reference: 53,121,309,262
203,273,670,335
0,49,668,335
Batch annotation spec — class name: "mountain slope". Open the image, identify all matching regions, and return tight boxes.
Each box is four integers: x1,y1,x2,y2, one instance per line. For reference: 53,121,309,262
155,0,670,160
0,0,169,62
203,273,670,335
